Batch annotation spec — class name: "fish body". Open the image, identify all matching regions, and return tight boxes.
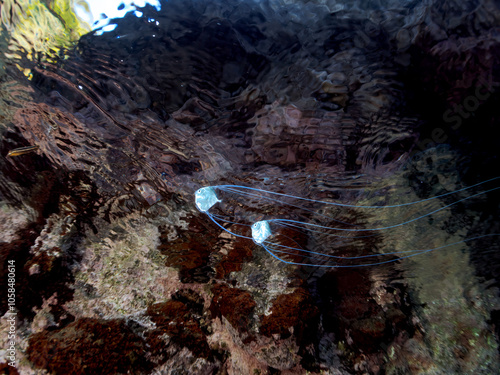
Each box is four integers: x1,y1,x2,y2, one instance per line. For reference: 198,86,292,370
7,145,39,157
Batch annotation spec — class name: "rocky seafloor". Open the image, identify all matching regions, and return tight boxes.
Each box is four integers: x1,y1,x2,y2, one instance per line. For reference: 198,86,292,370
1,0,500,374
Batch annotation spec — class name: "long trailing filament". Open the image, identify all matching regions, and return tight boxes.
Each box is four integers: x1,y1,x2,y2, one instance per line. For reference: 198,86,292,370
194,177,500,268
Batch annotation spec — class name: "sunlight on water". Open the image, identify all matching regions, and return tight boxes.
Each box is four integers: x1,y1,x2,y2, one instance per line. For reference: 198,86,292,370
75,0,161,30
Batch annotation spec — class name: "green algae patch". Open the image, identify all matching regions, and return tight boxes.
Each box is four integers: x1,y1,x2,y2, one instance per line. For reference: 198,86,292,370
67,215,168,319
376,149,500,374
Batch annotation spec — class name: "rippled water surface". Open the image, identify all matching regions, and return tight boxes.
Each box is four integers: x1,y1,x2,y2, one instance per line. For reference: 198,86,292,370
1,0,500,374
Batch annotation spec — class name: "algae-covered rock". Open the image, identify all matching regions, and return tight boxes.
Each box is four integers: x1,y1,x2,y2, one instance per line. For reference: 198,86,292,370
1,0,500,374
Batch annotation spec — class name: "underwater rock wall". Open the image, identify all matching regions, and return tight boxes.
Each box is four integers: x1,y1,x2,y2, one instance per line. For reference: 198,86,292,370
1,0,500,374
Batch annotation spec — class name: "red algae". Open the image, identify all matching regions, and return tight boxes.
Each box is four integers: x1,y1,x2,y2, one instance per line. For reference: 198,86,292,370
158,214,220,283
147,300,211,359
259,288,319,338
0,362,20,375
215,236,254,279
210,284,257,333
27,318,151,374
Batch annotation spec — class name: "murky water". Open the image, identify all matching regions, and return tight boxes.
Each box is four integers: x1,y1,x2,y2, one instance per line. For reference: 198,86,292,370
1,0,500,374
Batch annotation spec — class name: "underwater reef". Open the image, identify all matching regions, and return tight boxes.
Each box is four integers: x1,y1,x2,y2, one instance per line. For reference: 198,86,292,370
1,0,500,374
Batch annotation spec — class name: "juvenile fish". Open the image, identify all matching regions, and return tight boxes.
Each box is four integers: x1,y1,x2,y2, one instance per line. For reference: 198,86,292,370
7,145,39,157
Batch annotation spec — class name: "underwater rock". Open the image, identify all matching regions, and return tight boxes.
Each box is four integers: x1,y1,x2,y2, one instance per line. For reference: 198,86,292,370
1,0,500,374
27,317,152,374
210,283,257,334
214,235,254,279
159,213,219,283
259,288,319,339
